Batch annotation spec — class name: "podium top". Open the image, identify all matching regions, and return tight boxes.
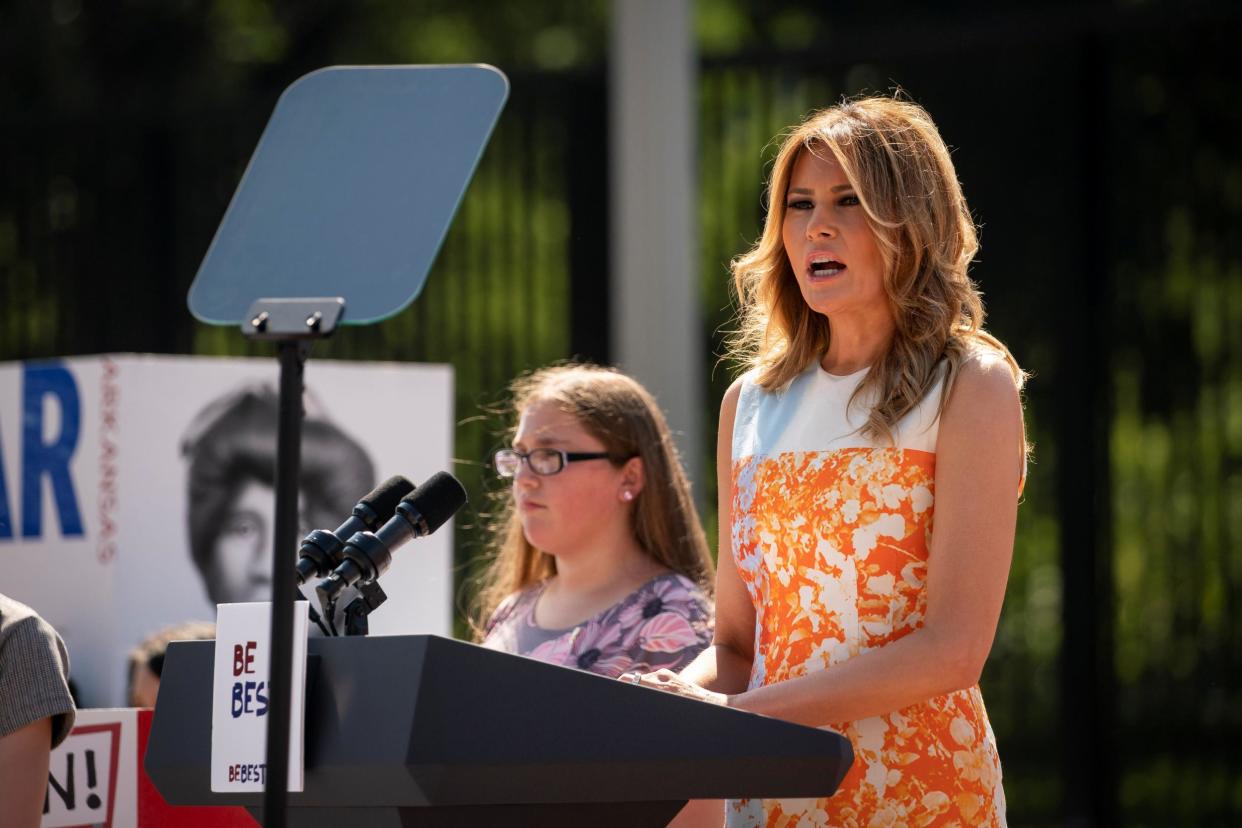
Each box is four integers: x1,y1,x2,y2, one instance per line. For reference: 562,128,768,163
147,635,853,810
187,65,509,326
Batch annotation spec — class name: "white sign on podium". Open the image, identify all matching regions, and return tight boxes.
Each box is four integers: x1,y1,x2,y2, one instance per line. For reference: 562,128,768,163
210,601,310,792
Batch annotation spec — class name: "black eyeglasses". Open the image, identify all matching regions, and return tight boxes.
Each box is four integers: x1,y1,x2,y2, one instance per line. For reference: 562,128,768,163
493,448,615,477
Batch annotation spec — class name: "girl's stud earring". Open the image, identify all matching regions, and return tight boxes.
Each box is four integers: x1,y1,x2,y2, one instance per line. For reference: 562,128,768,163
621,490,634,502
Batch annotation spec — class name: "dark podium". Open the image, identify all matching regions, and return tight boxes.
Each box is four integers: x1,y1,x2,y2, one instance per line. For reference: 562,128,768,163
146,635,853,827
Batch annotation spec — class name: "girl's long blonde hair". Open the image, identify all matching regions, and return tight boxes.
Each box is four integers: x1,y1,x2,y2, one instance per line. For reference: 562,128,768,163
729,96,1026,443
469,364,715,639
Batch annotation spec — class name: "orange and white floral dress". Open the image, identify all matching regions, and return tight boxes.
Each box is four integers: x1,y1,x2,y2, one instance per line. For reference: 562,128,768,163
727,361,1005,827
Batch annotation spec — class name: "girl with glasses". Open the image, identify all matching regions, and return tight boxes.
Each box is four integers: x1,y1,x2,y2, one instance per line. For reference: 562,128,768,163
624,97,1028,827
471,364,715,681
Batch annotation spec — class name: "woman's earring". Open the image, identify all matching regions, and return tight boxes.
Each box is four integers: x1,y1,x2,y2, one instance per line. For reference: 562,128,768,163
621,490,634,502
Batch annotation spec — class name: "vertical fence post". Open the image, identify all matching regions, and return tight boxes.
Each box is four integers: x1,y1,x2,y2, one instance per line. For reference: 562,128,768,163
568,72,611,364
1058,32,1117,828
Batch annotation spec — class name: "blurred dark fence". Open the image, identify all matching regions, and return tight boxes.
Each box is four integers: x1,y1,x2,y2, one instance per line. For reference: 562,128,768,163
2,2,1240,825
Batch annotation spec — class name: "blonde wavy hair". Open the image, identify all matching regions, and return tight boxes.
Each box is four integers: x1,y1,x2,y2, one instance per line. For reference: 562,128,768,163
469,364,715,639
729,96,1026,443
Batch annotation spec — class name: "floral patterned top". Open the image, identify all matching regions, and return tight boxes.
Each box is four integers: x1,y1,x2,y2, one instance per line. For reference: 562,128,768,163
727,361,1007,827
480,572,713,678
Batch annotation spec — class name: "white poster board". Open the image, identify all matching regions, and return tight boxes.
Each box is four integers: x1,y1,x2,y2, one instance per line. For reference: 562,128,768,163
211,601,310,792
43,709,139,828
1,354,454,707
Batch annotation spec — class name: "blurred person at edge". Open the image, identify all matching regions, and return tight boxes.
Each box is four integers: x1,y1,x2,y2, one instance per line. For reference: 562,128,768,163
0,593,77,828
624,97,1028,827
181,385,375,605
128,620,216,708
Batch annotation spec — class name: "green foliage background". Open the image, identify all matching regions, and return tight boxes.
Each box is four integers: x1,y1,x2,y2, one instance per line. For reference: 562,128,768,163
2,1,1239,823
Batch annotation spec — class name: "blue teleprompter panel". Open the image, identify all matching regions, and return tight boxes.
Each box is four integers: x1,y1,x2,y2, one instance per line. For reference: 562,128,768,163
189,64,508,326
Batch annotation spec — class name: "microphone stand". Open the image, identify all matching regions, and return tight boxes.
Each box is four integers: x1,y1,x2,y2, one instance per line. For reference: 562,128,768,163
243,297,343,828
342,580,388,636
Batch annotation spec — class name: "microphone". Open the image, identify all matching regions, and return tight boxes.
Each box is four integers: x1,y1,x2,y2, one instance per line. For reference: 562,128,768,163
294,476,416,584
315,472,467,603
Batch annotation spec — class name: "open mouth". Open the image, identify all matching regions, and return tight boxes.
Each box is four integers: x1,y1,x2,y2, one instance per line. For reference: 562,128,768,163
809,255,845,277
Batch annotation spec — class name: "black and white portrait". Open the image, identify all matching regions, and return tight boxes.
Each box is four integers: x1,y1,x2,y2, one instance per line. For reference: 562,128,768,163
180,384,376,605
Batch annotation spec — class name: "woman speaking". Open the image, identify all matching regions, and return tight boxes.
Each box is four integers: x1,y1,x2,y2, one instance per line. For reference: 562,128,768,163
626,97,1028,826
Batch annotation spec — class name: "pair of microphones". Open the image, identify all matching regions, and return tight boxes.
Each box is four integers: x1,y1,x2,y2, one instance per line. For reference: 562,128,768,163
294,472,467,604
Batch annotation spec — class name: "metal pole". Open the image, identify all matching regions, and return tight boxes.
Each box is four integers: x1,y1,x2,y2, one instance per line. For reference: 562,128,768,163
610,0,703,496
261,339,307,827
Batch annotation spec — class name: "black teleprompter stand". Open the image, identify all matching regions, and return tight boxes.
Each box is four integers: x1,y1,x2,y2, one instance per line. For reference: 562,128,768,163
180,64,509,828
242,296,345,828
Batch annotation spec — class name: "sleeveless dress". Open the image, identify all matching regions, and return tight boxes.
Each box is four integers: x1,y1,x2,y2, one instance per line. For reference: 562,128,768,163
481,573,713,678
727,361,1006,827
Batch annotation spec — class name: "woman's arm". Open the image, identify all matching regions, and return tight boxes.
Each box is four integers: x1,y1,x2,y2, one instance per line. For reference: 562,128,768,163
725,354,1024,725
637,355,1024,726
675,379,756,695
0,716,53,828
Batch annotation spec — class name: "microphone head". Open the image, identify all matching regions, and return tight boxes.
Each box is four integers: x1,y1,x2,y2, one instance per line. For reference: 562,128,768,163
402,472,468,535
356,476,416,528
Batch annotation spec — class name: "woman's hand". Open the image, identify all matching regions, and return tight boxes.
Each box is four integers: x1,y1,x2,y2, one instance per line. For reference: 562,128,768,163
619,669,730,706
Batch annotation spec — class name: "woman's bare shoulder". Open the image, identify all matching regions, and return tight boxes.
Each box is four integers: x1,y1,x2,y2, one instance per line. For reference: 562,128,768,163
950,343,1022,405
